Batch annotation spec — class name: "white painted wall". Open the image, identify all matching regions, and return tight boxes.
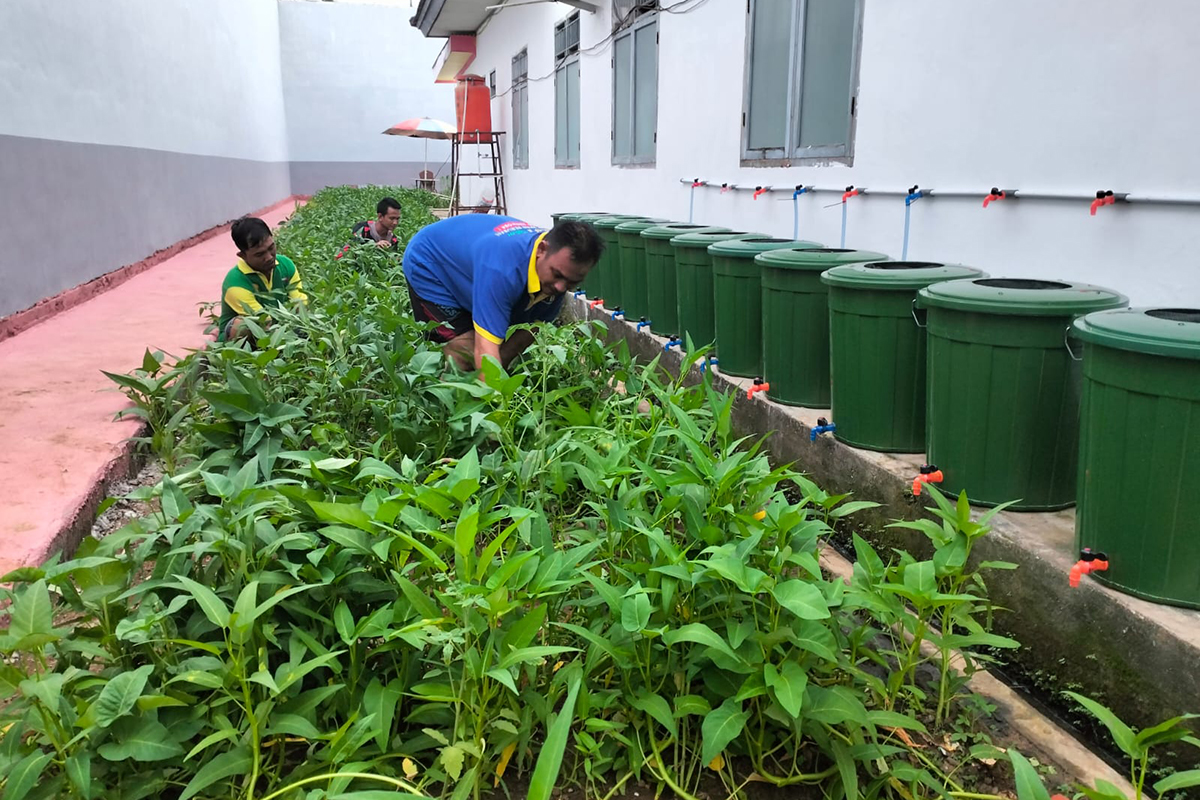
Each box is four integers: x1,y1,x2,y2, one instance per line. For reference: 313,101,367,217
468,0,1200,306
0,0,289,162
279,0,454,165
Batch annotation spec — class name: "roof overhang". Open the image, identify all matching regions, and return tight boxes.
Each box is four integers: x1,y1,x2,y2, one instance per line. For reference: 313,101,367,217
411,0,495,37
432,34,477,82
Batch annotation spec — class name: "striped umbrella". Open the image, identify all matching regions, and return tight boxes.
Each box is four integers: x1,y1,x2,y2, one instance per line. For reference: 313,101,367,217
383,117,456,179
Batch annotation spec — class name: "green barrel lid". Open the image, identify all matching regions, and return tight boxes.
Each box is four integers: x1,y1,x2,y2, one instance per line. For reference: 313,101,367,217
670,230,767,248
821,260,986,290
560,212,611,221
640,223,729,240
919,278,1128,316
707,237,822,258
1073,307,1200,360
616,219,679,235
755,247,889,271
595,215,664,230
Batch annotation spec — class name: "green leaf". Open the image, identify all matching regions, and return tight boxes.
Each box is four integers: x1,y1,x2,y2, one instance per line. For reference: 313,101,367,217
621,593,651,633
1133,713,1200,748
1007,748,1051,800
805,685,868,726
526,667,582,800
4,750,52,800
9,580,53,640
501,603,547,652
833,739,858,800
773,580,830,620
90,664,154,727
441,745,465,781
335,602,356,645
867,710,928,732
486,667,519,697
310,501,374,531
363,679,402,752
65,754,93,800
263,714,323,740
903,561,937,597
97,719,184,761
1154,769,1200,794
829,500,880,519
174,575,230,628
764,661,808,719
674,695,711,718
1065,691,1138,757
497,645,577,670
630,690,677,738
662,623,744,665
701,698,750,766
178,746,252,800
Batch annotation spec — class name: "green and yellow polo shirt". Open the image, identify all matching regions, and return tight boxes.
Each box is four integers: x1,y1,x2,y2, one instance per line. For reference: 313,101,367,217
217,255,307,340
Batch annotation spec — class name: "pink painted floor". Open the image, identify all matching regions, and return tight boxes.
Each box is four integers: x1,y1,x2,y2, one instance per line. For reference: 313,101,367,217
0,200,301,575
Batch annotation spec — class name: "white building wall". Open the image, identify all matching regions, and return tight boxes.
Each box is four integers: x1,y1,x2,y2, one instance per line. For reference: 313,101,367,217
469,0,1200,306
279,0,456,193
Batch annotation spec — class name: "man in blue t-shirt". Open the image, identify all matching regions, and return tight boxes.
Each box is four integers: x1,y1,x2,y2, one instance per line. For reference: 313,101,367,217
402,214,604,370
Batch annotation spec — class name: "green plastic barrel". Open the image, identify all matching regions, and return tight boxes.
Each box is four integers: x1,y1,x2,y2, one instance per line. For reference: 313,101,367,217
641,224,729,337
1073,308,1200,608
614,219,677,324
709,238,819,378
561,213,611,299
670,231,766,349
592,216,656,313
821,262,986,452
756,248,888,407
919,278,1128,510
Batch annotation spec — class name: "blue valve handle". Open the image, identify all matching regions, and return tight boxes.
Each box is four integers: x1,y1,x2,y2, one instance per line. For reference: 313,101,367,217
810,422,837,442
611,309,625,320
572,290,586,298
636,319,652,331
664,337,682,352
700,357,719,373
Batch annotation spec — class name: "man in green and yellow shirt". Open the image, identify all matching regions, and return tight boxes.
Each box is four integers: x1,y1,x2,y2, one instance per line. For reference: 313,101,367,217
217,217,308,341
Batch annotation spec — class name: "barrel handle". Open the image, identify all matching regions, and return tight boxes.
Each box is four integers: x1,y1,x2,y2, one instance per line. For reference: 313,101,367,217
911,298,928,329
1064,326,1083,362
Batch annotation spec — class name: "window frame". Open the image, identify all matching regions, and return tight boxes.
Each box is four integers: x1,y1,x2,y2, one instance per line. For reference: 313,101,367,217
610,10,658,167
739,0,864,167
554,12,582,169
511,48,529,170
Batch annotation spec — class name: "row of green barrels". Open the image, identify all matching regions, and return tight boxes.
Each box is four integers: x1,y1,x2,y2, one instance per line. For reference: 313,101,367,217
554,211,1200,610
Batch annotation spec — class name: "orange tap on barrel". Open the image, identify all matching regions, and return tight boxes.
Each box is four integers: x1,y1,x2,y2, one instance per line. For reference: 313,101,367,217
747,377,770,399
1069,548,1109,587
912,464,943,496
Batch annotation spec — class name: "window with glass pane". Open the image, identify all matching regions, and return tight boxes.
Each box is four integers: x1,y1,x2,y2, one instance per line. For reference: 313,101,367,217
612,14,657,165
742,0,861,163
554,13,581,168
511,49,529,169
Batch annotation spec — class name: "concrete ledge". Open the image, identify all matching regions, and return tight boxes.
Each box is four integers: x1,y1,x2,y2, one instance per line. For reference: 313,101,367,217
567,297,1200,738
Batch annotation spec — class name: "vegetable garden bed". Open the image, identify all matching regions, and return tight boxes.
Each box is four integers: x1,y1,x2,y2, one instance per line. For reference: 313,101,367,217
1,187,1194,800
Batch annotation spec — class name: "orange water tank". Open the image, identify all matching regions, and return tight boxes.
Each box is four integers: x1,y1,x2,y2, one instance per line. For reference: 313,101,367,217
455,75,493,143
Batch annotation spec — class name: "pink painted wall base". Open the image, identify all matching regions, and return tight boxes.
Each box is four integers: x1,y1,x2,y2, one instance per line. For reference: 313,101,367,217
0,198,304,575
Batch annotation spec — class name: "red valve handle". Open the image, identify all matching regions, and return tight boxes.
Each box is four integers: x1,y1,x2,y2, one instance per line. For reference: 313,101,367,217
841,188,860,203
589,298,605,308
911,469,944,496
692,180,703,188
747,381,770,399
983,191,1006,209
1090,195,1116,216
753,187,768,200
720,183,731,193
1068,557,1110,587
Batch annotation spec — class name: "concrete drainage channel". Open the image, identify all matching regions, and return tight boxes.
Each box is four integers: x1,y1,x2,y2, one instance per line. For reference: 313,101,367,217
567,295,1200,788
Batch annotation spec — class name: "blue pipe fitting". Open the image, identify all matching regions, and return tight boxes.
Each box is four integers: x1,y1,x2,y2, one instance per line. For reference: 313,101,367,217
905,185,925,206
664,335,682,352
700,356,719,374
573,289,586,298
793,185,809,199
810,417,837,442
611,307,625,320
636,317,652,331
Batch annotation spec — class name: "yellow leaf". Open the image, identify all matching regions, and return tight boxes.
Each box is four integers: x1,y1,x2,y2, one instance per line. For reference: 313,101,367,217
708,753,725,771
402,758,418,779
753,509,766,521
553,661,565,673
494,742,517,787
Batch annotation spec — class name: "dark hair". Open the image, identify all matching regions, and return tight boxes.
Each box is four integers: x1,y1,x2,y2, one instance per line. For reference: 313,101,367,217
545,220,605,266
231,217,272,252
377,197,402,216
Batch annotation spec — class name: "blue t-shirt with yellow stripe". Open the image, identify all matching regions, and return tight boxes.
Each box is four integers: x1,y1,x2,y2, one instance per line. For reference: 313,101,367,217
403,215,564,344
